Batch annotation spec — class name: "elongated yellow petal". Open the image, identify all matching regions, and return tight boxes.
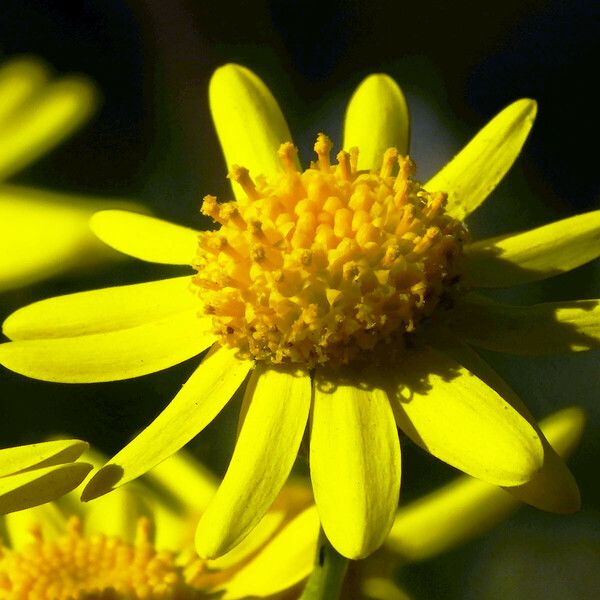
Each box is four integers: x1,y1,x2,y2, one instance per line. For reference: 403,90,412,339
196,365,311,558
428,328,581,513
4,276,197,340
386,406,585,561
84,486,151,542
0,462,92,514
427,99,536,220
3,502,68,550
0,76,98,180
0,439,88,478
465,210,600,287
389,347,543,486
90,210,200,265
0,309,214,383
311,368,401,559
445,294,600,355
220,505,320,600
82,347,250,501
0,57,49,124
207,509,286,571
209,64,296,199
343,74,410,169
143,450,218,514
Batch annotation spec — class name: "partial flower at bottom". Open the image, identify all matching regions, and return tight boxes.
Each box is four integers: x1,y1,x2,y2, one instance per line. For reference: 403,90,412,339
0,439,91,515
0,64,598,560
0,407,584,600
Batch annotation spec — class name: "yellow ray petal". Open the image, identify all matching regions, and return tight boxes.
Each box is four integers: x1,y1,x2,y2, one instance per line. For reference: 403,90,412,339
209,64,297,199
82,347,250,501
207,509,286,571
464,210,600,287
84,486,151,542
429,331,582,512
0,185,144,292
426,99,536,220
90,210,200,265
142,450,218,514
4,276,197,340
0,57,49,124
343,74,410,169
0,309,214,383
219,505,320,600
0,439,88,478
310,368,401,559
3,502,68,550
386,406,585,561
388,347,543,486
445,294,600,355
195,365,311,559
0,462,92,515
0,75,98,180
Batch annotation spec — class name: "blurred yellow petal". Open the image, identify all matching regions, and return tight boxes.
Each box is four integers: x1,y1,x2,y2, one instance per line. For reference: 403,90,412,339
430,331,581,512
84,486,151,542
0,75,98,180
386,407,585,561
196,365,311,558
343,74,410,169
0,439,88,478
445,294,600,355
3,502,67,550
426,99,536,220
209,64,297,199
82,347,250,501
207,509,286,571
465,210,600,287
4,276,197,340
220,506,320,600
0,57,49,124
90,210,200,265
388,347,543,486
143,450,218,514
0,309,214,383
361,578,413,600
311,369,401,559
0,462,92,515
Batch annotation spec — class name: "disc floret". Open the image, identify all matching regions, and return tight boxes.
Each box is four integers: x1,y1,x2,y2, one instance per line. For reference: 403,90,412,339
0,517,210,599
193,134,467,367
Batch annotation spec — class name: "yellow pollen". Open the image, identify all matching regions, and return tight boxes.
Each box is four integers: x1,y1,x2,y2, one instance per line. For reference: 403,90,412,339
0,517,211,599
192,134,468,367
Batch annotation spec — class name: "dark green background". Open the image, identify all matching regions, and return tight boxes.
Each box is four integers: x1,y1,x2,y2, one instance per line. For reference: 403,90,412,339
1,1,598,598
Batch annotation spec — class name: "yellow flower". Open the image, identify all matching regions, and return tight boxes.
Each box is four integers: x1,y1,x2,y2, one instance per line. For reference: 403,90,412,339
0,56,135,292
0,439,91,515
0,407,584,600
1,65,598,560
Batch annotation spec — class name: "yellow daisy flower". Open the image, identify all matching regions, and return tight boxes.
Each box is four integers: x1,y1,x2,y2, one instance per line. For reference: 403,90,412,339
1,65,598,560
0,56,135,292
0,439,91,515
0,407,584,600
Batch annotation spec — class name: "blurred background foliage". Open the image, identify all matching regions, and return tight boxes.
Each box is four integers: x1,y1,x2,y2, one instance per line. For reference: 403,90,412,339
0,1,598,598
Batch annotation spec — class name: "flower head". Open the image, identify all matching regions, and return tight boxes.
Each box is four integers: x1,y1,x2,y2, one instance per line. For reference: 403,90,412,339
1,64,598,560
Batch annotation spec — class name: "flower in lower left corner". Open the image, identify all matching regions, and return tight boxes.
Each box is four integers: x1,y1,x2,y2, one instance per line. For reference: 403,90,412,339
0,439,91,515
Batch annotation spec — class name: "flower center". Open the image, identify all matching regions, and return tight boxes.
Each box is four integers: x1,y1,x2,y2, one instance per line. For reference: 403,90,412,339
0,517,211,599
193,134,467,367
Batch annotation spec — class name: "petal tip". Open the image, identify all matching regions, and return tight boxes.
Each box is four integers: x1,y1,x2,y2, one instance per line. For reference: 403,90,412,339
80,462,124,502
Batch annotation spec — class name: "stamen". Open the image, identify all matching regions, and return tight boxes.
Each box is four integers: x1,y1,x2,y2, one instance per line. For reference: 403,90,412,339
192,134,467,367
